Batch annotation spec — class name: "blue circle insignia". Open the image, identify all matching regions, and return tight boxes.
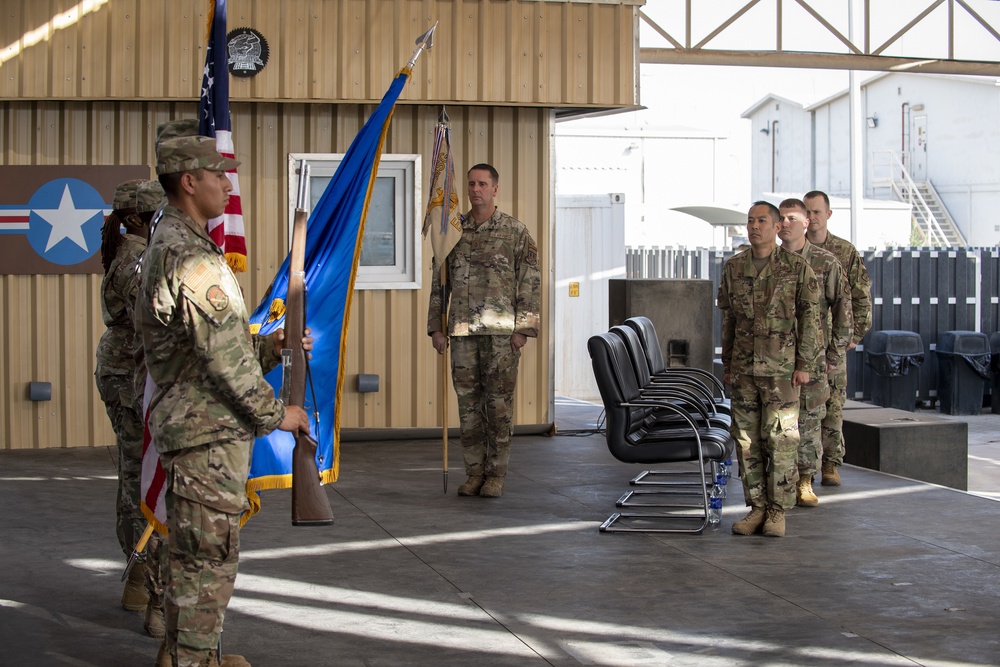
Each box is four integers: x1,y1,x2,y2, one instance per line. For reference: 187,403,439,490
26,178,107,265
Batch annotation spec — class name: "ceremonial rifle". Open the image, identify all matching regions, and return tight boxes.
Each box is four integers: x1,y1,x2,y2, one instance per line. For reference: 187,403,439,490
284,162,335,526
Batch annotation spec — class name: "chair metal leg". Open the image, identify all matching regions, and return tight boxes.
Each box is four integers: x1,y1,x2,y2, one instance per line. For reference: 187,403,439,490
616,488,707,508
599,511,709,534
601,436,716,533
630,466,713,488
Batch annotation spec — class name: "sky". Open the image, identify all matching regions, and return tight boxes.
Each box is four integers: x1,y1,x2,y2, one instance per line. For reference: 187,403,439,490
555,0,1000,248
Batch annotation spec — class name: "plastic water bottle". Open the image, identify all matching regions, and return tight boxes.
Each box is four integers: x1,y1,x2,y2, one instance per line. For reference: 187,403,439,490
721,456,733,479
715,469,728,499
708,486,723,525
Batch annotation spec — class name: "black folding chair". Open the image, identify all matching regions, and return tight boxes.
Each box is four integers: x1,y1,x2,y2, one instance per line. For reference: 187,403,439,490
624,315,731,414
609,325,730,430
588,332,735,533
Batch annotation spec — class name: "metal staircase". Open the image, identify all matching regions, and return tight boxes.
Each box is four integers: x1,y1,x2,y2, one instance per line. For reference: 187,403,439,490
871,151,966,247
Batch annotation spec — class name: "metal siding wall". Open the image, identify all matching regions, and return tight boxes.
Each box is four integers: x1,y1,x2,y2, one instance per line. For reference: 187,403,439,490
1,100,551,448
2,0,638,108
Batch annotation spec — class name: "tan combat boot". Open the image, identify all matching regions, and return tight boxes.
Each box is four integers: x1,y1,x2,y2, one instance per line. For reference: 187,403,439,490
144,600,165,638
731,506,766,535
479,476,505,498
821,461,841,486
762,506,786,537
155,641,171,667
457,475,485,496
796,478,819,507
121,564,149,612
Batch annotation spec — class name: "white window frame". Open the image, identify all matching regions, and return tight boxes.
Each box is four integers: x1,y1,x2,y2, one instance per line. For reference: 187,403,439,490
287,153,421,290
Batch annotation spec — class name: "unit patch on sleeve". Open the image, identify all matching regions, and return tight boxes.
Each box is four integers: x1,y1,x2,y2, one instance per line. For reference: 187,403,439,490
206,285,230,312
180,259,233,326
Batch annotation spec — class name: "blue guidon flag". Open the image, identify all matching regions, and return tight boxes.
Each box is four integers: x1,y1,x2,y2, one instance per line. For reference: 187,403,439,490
239,67,413,520
0,166,150,275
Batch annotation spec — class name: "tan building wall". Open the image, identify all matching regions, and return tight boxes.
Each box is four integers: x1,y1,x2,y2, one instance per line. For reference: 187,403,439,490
1,0,640,106
0,0,641,449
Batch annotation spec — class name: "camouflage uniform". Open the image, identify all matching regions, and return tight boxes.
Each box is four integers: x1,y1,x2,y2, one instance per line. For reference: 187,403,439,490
811,233,872,467
427,208,540,479
137,136,284,667
95,179,146,557
718,246,821,510
786,240,852,478
133,178,169,618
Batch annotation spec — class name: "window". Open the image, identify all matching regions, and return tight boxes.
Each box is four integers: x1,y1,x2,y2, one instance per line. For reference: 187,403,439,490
287,153,421,290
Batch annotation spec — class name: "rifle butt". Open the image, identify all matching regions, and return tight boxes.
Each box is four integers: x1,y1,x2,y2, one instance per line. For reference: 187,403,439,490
291,433,335,526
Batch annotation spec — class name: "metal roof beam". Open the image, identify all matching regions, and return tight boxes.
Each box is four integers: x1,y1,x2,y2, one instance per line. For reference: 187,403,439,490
639,1,1000,76
640,48,1000,76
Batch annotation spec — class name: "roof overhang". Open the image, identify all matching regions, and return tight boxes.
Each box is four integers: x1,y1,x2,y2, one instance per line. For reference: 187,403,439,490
671,205,747,227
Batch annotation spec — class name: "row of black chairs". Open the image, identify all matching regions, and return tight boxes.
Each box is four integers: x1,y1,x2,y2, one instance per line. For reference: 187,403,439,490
588,316,736,534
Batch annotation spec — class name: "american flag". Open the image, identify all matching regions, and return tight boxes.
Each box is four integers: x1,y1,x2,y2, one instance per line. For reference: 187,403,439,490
139,374,167,534
199,0,247,272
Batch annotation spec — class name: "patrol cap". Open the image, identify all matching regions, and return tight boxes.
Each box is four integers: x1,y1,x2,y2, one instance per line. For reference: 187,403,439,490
155,118,199,147
113,179,144,211
136,179,166,213
156,136,241,176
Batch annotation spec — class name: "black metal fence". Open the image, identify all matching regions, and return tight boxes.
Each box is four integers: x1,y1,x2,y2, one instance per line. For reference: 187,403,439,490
626,246,1000,404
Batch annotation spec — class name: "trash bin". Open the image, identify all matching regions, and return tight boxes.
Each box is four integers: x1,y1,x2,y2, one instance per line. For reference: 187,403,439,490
991,332,1000,414
866,330,923,412
936,330,990,415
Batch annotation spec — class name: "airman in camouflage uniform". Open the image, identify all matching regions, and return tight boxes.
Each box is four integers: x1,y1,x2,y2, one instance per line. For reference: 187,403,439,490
804,191,873,486
428,164,540,499
779,199,852,507
137,134,310,667
718,201,821,537
131,178,169,639
95,178,158,618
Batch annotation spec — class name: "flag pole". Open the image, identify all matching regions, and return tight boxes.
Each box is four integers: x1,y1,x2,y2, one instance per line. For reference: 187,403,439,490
408,20,437,69
439,103,450,494
121,522,155,581
405,22,445,491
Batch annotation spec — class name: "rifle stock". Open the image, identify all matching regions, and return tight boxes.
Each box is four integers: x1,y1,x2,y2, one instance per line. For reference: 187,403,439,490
286,180,334,526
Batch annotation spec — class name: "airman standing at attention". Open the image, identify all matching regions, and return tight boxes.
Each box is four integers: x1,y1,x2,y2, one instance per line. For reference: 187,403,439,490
718,201,821,537
778,198,852,507
428,163,540,499
96,178,158,628
804,190,873,486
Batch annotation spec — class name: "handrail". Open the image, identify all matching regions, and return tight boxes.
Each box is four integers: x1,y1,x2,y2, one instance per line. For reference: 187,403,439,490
872,150,949,246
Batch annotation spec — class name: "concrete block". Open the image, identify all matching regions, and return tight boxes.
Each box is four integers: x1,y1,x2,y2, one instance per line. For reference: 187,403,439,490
843,407,968,490
608,279,714,372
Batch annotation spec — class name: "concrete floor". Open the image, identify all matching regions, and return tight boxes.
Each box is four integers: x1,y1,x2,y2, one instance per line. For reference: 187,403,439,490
2,398,999,666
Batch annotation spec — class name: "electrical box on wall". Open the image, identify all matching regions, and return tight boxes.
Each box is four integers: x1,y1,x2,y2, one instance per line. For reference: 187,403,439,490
28,382,52,401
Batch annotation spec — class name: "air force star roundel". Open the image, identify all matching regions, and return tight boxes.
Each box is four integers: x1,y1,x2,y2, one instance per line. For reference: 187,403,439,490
27,179,105,264
0,165,149,275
